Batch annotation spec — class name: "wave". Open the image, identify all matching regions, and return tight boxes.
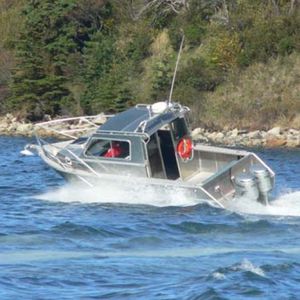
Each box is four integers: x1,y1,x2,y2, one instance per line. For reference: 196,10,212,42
227,191,300,217
209,259,269,291
169,219,276,235
233,258,265,277
35,182,300,216
211,258,266,281
35,182,208,207
51,221,119,237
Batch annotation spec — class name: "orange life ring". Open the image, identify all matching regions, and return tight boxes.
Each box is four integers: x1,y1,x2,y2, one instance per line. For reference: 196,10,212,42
177,137,193,160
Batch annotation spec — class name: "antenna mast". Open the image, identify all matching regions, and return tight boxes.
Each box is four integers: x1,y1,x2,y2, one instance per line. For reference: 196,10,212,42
168,34,185,105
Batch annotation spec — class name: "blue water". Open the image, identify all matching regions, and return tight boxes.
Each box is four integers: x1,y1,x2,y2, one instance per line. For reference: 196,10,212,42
1,136,300,299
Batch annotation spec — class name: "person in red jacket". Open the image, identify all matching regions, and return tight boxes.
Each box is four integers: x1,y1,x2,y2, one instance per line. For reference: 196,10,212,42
104,141,122,158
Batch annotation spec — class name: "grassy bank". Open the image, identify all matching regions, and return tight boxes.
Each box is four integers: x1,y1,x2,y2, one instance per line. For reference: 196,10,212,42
196,53,300,130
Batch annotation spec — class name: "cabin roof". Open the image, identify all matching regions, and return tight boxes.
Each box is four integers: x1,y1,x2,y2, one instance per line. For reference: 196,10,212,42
97,104,186,136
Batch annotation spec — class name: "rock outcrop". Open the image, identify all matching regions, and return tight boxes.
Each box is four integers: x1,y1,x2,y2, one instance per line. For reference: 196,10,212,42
192,126,300,148
0,114,299,148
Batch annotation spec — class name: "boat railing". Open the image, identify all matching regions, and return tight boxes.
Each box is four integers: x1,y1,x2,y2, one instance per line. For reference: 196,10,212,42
35,114,114,140
32,114,113,185
39,140,69,169
134,102,190,134
36,133,106,187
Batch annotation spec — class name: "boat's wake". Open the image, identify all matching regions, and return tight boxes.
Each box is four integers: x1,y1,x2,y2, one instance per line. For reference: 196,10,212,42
35,182,207,207
227,190,300,217
35,183,300,216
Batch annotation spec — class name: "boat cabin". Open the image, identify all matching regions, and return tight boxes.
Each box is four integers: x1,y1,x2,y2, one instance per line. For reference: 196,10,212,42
82,102,196,181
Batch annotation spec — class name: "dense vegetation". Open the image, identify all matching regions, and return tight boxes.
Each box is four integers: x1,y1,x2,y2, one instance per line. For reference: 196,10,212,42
0,0,299,129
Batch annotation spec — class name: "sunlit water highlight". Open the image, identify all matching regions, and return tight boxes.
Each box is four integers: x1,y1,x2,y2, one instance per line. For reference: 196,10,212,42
1,136,300,299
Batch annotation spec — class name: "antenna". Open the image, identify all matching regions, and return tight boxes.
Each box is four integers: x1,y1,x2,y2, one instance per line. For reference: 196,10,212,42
168,34,185,106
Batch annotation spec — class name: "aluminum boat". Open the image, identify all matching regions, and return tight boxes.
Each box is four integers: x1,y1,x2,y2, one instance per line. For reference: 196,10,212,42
30,101,275,208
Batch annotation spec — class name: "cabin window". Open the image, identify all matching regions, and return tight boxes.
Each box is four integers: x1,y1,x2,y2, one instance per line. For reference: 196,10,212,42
85,139,130,159
171,117,188,141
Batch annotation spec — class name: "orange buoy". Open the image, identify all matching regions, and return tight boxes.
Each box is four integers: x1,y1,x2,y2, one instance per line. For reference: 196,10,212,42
177,137,193,160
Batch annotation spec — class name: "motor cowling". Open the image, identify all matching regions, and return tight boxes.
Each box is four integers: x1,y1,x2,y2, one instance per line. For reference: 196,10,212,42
250,165,273,205
234,173,259,201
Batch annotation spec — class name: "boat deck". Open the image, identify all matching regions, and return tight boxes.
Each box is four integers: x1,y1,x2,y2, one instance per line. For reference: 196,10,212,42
185,171,213,185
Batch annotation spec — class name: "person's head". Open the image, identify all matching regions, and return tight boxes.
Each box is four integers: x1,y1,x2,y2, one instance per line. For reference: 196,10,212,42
112,141,120,148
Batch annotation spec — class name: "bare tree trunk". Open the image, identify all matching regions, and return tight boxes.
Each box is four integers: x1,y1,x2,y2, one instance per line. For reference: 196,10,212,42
269,0,280,16
128,0,189,20
289,0,299,15
222,0,229,24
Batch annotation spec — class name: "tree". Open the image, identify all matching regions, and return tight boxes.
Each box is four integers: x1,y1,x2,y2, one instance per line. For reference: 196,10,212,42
9,0,110,120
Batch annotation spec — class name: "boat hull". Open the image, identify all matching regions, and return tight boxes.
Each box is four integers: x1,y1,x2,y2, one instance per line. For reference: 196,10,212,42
55,168,220,207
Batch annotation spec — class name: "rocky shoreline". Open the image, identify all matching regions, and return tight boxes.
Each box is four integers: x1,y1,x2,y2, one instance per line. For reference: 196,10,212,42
0,114,35,137
191,127,300,148
0,113,299,148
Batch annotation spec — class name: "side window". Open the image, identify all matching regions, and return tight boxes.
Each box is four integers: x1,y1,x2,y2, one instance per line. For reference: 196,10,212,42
171,117,188,141
86,139,130,159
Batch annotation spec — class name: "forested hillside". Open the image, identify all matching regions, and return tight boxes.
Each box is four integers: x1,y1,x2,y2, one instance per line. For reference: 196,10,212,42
0,0,299,129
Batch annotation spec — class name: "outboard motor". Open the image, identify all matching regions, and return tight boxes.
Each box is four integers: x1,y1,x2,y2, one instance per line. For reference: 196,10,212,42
251,165,273,205
234,173,259,201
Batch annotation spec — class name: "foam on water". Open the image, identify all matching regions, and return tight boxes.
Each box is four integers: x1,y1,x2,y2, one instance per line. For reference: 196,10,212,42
35,181,207,207
228,191,300,217
234,259,265,277
36,180,300,216
212,272,226,280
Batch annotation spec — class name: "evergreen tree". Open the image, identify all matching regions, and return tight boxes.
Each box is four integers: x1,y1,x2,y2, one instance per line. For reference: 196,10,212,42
80,31,115,113
9,0,73,119
9,0,110,120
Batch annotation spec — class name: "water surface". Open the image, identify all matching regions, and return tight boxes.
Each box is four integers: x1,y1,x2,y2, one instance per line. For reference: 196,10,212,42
1,136,300,299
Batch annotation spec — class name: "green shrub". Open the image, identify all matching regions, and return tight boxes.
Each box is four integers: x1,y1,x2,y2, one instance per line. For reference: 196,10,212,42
151,58,173,100
177,57,224,91
199,53,300,129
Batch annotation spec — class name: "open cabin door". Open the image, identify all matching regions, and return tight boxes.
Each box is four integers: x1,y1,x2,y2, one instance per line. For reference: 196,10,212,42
146,116,198,181
170,117,199,180
147,131,180,180
157,129,180,180
147,134,165,179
